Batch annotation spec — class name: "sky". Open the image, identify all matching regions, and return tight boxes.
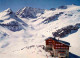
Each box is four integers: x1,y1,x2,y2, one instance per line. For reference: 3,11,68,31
0,0,80,12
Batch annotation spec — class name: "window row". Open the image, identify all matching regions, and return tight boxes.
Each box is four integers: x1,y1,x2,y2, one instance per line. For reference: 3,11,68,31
55,47,68,49
48,41,52,42
56,44,63,46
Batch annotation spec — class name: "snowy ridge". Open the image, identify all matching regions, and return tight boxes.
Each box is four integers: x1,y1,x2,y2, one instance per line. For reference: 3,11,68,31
16,7,45,18
0,8,28,32
0,5,80,58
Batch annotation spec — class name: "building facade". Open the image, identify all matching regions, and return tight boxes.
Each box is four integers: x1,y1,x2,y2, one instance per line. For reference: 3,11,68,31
45,37,70,58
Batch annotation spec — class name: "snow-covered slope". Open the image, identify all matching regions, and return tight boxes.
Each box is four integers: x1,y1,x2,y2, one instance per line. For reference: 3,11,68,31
0,5,80,58
0,8,28,32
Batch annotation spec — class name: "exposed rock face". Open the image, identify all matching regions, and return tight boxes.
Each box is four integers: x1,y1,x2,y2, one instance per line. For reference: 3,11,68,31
58,5,67,9
50,8,56,11
0,8,27,32
42,12,64,24
4,8,12,13
16,7,44,18
0,21,23,32
52,24,80,38
0,31,8,41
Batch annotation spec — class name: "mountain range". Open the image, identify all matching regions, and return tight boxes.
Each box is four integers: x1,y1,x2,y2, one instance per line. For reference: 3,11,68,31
0,5,80,58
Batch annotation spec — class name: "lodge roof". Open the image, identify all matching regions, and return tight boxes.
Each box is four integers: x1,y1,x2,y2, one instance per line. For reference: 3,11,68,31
58,40,70,46
45,37,70,46
45,37,57,41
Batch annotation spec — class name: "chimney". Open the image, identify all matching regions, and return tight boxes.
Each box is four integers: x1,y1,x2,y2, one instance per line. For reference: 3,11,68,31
58,37,59,40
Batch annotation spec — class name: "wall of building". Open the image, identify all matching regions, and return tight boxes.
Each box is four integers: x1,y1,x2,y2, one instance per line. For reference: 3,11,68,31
52,47,69,58
45,38,70,58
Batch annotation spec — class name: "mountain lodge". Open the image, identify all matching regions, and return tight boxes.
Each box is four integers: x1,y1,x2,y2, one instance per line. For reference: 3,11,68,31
45,37,70,58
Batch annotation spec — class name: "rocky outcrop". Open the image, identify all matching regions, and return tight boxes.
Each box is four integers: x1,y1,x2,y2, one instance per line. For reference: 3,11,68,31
16,7,44,18
0,8,27,31
0,31,8,41
52,23,80,38
42,12,64,24
58,5,67,9
0,21,23,32
50,8,56,11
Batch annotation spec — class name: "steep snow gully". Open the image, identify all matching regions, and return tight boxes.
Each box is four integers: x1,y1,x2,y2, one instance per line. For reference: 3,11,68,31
0,5,80,58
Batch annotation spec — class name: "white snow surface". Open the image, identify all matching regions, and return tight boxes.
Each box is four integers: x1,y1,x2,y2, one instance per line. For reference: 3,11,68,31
0,5,80,58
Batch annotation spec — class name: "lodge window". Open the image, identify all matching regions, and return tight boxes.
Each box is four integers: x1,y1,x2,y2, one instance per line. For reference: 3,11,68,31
62,47,64,48
56,44,61,45
56,44,57,45
48,43,52,45
58,47,60,48
48,41,52,42
56,47,65,49
61,47,62,48
61,44,63,46
60,54,65,56
49,43,52,44
66,47,68,49
60,47,66,49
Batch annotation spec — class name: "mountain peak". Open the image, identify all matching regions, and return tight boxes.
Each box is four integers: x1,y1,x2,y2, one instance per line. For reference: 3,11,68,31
58,5,67,9
50,8,56,10
16,7,44,18
4,8,12,12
